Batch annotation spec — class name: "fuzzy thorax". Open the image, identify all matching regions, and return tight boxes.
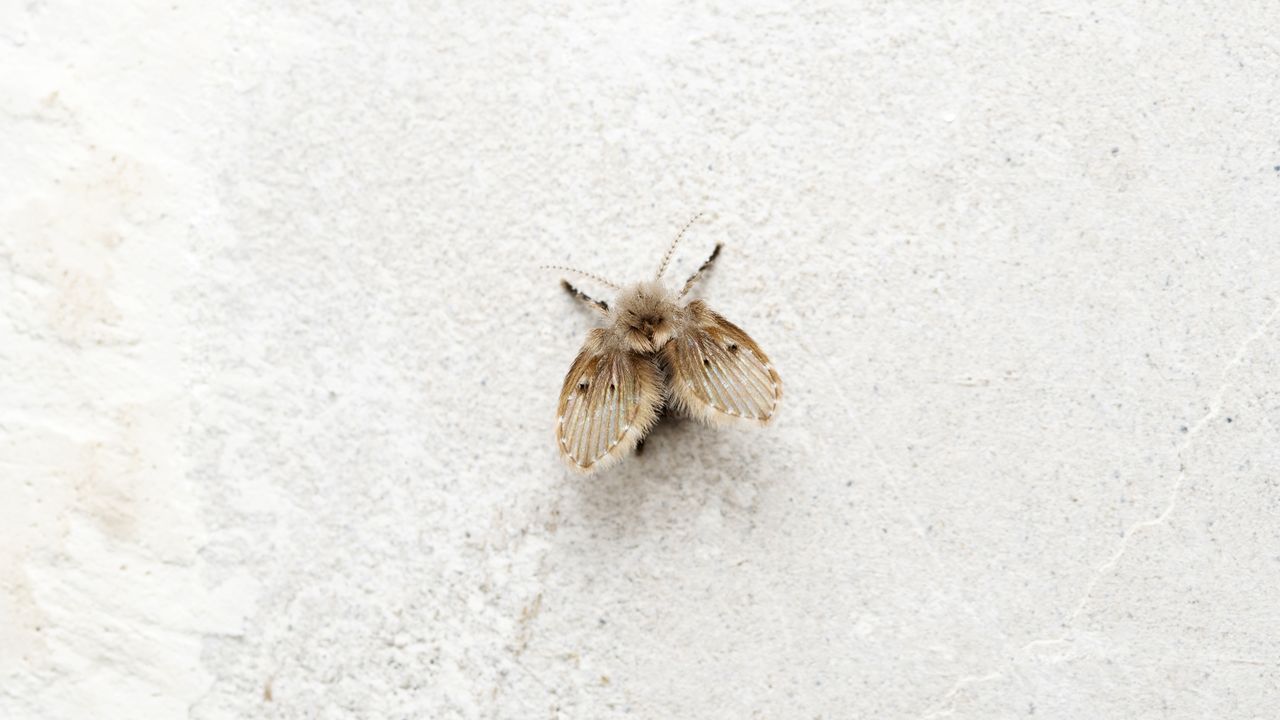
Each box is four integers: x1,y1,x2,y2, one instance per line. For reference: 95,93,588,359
610,280,684,353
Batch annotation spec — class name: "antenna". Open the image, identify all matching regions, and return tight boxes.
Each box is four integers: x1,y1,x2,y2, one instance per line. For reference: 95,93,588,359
655,212,705,280
540,264,621,290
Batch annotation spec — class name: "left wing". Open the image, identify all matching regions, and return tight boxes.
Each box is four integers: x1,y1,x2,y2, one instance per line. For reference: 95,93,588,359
556,329,663,473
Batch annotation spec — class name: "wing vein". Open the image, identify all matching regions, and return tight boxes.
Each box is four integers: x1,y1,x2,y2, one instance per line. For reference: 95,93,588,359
720,354,763,417
707,349,747,415
711,343,755,415
574,380,592,465
730,351,773,413
592,370,606,460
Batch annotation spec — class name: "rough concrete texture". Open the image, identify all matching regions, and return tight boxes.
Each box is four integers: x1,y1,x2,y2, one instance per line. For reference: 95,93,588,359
3,1,1280,718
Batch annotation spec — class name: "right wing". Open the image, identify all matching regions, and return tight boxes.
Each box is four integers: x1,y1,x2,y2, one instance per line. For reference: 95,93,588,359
663,301,781,426
556,329,663,473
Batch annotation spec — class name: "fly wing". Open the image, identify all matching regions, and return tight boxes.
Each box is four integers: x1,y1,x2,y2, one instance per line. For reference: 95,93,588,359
663,301,781,425
556,329,663,473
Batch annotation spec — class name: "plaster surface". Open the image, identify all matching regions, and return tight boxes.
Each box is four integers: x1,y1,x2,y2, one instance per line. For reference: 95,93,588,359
2,2,1279,718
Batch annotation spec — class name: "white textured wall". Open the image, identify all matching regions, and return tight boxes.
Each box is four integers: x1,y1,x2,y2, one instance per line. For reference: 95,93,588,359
3,2,1279,718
